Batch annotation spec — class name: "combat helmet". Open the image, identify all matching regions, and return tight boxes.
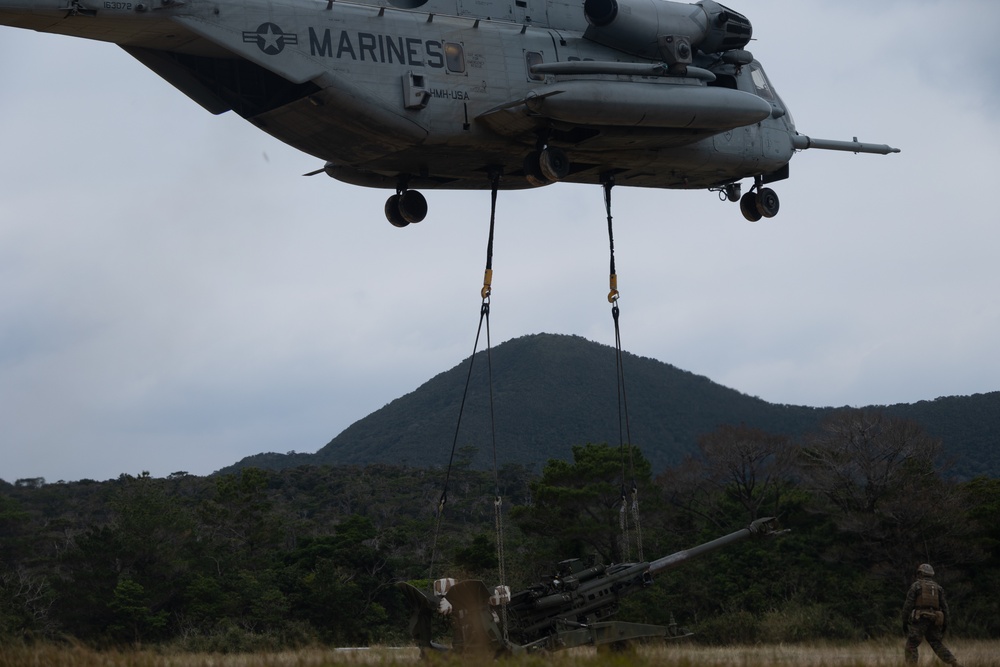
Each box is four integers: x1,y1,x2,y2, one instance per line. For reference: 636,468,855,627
917,563,935,577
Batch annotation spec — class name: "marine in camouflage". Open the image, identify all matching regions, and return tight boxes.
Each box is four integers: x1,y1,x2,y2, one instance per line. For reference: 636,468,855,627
901,564,961,667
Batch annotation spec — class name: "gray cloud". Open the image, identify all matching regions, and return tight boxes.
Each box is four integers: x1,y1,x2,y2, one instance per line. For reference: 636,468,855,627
2,1,998,482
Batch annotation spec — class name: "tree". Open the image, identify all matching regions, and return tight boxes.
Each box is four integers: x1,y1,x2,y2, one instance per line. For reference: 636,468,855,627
108,577,168,644
53,524,122,639
796,410,961,562
794,409,968,633
283,515,397,644
198,468,284,573
52,474,195,642
454,534,498,574
798,410,941,515
951,477,1000,635
660,424,793,527
111,472,192,580
0,566,54,639
513,443,655,565
0,495,29,569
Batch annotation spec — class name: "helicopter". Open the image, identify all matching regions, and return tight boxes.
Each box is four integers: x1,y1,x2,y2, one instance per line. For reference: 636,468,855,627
1,0,898,225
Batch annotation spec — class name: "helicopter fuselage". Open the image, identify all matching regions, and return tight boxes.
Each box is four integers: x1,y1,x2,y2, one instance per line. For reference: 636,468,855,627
0,0,898,222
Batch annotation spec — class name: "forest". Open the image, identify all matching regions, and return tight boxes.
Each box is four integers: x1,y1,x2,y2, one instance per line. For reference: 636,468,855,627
2,408,998,650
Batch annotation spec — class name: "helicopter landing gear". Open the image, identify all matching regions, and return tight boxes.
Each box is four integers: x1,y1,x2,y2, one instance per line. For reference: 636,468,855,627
384,184,427,227
523,145,569,186
756,187,779,218
539,146,569,181
739,191,762,222
738,178,780,222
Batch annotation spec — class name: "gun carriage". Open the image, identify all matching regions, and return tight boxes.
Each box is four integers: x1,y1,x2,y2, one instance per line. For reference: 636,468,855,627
399,516,781,655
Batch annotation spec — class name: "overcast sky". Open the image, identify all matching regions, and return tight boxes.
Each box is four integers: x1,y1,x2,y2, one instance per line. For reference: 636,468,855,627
2,0,998,483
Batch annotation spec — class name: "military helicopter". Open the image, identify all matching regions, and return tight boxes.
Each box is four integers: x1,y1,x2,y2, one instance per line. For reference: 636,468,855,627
1,0,898,225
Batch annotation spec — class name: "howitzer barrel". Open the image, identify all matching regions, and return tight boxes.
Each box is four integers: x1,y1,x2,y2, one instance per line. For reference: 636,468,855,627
648,517,778,576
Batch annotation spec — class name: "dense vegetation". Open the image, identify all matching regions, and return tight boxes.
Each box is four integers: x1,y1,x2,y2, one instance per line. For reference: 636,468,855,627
225,334,1000,480
3,410,998,650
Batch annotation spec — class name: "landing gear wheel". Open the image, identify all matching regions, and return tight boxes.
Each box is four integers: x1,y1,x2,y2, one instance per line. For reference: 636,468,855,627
740,191,762,222
538,146,569,182
523,151,552,187
384,190,427,227
384,194,409,227
755,187,779,218
398,189,427,223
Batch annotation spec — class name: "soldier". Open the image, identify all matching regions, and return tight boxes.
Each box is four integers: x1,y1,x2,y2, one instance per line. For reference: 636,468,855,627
901,563,961,666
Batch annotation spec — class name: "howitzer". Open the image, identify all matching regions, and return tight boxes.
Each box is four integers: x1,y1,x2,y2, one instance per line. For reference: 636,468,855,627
398,516,781,655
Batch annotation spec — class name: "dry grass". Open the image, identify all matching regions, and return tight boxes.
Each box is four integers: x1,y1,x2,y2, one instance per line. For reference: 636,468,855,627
1,640,997,667
642,640,999,666
0,645,418,667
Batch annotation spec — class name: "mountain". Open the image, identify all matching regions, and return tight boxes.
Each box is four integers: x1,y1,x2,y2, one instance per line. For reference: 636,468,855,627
224,333,1000,478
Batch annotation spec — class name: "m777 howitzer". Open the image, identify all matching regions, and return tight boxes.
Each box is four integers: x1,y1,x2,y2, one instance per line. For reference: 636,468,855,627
398,516,782,655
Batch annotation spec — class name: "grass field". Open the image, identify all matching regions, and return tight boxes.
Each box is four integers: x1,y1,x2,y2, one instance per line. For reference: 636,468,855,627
1,640,997,667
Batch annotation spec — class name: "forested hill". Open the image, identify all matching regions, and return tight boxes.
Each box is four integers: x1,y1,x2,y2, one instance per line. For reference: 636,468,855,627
225,333,1000,478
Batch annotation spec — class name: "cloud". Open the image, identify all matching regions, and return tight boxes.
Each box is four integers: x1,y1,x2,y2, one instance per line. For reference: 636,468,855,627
1,1,998,482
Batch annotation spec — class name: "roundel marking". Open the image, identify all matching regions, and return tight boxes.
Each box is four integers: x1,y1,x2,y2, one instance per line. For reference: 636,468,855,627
242,23,299,55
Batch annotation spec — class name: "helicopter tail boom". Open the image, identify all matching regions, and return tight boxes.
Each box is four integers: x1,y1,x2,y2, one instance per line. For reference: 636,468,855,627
793,135,900,155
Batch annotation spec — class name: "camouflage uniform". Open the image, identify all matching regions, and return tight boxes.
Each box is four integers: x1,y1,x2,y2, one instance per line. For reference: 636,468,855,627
901,564,960,666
